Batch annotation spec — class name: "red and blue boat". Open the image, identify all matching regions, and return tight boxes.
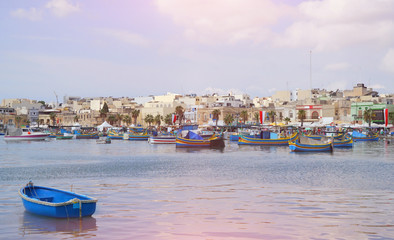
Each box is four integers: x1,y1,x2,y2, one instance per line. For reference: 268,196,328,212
176,131,224,148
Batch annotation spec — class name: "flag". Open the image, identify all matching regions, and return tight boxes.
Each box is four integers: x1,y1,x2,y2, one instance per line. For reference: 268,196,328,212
384,108,388,127
260,111,265,124
172,114,177,124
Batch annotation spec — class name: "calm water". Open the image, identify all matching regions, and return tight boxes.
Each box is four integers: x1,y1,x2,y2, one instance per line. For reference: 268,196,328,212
0,137,393,239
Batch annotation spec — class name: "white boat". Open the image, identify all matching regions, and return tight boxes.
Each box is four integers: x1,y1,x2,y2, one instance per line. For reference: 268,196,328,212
148,135,176,144
4,127,49,141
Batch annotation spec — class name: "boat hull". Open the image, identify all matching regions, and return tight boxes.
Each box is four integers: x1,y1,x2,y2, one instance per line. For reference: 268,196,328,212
148,136,176,144
353,136,379,142
76,135,99,139
289,140,333,152
128,135,149,141
19,185,97,218
4,134,49,141
238,133,298,146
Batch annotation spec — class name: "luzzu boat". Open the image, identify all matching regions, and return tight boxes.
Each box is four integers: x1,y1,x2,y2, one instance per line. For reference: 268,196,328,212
238,132,298,146
107,130,123,139
289,136,333,152
19,182,97,218
352,131,379,142
304,134,353,148
56,135,73,140
75,132,99,139
124,130,150,141
176,131,225,148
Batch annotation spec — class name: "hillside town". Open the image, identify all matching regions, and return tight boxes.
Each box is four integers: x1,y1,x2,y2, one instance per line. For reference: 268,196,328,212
1,83,394,130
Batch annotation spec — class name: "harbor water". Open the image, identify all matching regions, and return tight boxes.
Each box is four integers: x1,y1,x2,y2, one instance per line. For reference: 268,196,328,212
0,137,393,239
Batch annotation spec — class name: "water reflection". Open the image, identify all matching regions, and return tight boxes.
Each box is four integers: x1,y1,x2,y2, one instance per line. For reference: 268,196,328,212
20,212,97,238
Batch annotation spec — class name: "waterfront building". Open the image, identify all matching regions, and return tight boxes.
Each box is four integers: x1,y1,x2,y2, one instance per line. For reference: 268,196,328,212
350,102,394,125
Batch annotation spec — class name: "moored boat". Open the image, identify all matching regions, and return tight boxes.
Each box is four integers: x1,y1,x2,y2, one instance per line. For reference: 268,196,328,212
75,132,99,139
176,131,225,148
19,182,97,218
289,135,333,152
238,132,298,146
56,135,73,140
148,135,176,144
352,131,379,142
4,127,49,141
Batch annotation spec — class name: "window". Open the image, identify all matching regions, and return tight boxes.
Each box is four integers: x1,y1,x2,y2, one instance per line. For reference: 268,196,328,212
311,111,319,119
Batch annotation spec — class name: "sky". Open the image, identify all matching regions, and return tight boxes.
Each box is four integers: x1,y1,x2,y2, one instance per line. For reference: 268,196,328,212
1,0,394,103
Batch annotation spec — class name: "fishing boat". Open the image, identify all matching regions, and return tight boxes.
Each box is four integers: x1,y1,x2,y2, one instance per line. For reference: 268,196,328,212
176,131,225,148
333,136,353,147
107,130,123,140
4,127,49,141
352,131,379,142
148,135,176,144
124,130,150,141
96,137,111,144
238,132,298,146
289,135,333,152
229,133,258,141
56,135,73,140
19,182,97,218
75,132,99,139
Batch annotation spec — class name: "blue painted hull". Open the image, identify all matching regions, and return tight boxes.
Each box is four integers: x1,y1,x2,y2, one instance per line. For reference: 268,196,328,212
229,134,256,141
238,133,298,146
19,185,97,218
289,140,333,152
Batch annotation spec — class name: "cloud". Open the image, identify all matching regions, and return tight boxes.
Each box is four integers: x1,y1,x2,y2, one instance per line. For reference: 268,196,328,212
274,0,394,51
155,0,294,45
96,29,150,47
201,87,244,96
46,0,80,17
10,8,43,21
380,48,394,73
324,62,350,71
370,84,386,89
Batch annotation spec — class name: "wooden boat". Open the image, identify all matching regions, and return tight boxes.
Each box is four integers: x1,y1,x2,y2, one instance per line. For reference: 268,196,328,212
176,131,225,148
75,133,99,139
352,132,379,142
148,135,176,144
19,182,97,218
333,136,353,148
124,131,150,141
238,132,298,146
96,137,111,144
4,127,49,141
107,130,123,140
49,133,63,138
289,136,333,152
56,135,73,140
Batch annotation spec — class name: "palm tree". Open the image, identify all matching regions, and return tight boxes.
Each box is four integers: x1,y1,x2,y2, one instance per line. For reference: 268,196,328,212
298,110,306,127
123,115,132,126
284,117,291,125
116,113,123,126
49,112,57,126
15,116,22,128
154,114,162,127
268,110,277,125
224,114,234,126
253,112,260,124
131,109,140,125
363,108,374,127
107,115,116,125
144,114,154,126
175,106,184,125
164,114,172,126
211,109,221,127
240,110,248,124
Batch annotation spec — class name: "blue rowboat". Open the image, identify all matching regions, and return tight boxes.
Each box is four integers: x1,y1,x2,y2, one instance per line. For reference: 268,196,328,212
333,136,353,148
19,182,97,218
238,132,298,146
289,136,333,152
352,134,379,142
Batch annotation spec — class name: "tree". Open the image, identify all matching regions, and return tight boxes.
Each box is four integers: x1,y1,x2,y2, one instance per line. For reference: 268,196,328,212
74,115,79,123
116,113,123,126
268,110,277,125
15,116,22,128
100,102,109,122
363,108,374,127
240,110,248,124
224,114,234,126
175,106,184,125
389,112,394,125
211,109,221,127
38,101,46,106
49,112,57,126
284,117,291,125
131,109,140,125
144,114,154,126
107,115,116,125
298,110,306,127
123,115,132,126
164,114,172,126
253,112,260,124
154,114,162,127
